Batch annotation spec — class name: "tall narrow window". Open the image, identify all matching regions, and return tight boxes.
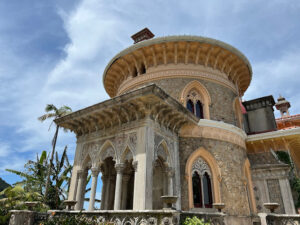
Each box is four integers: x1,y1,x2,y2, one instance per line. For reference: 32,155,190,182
192,157,213,209
187,99,194,114
192,172,202,208
195,101,204,119
203,172,213,208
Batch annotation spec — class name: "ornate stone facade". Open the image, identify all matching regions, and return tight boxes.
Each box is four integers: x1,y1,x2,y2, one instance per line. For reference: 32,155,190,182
51,34,299,225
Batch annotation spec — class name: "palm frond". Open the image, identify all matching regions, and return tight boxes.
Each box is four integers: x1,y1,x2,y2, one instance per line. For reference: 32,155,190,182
39,150,47,164
45,104,58,113
38,113,56,122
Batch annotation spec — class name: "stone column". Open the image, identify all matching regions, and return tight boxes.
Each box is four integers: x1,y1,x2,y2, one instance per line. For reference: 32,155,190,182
114,163,125,210
88,167,100,211
75,169,84,210
121,174,131,209
104,175,112,209
133,125,154,210
100,175,108,210
79,170,88,210
167,168,174,196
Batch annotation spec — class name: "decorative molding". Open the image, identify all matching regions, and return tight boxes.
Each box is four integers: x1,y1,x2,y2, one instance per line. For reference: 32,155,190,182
117,64,238,96
180,119,247,148
243,159,257,213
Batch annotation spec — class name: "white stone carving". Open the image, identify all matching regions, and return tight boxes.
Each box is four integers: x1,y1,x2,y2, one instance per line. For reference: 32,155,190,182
192,157,212,176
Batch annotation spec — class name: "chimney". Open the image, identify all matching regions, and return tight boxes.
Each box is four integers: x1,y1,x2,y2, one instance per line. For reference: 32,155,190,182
131,28,154,44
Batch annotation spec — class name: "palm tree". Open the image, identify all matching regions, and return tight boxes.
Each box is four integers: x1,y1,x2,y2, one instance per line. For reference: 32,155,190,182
38,104,72,201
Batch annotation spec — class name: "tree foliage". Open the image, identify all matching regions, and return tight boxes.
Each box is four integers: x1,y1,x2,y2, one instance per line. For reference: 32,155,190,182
5,147,72,209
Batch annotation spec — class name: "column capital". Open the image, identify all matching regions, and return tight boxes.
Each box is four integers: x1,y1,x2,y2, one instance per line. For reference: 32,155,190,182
115,163,125,174
77,169,85,178
91,167,100,177
132,161,138,172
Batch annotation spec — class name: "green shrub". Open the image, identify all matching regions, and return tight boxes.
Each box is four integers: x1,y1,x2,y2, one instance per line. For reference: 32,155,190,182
183,216,211,225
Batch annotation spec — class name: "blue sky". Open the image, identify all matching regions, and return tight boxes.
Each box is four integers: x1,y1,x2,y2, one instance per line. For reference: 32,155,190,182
1,0,300,204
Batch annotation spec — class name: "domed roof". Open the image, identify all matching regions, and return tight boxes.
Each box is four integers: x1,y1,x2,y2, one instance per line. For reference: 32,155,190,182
103,35,252,97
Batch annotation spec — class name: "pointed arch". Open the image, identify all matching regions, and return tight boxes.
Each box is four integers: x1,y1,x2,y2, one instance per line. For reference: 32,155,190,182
233,97,243,128
244,158,257,213
156,139,172,167
121,145,134,163
185,147,221,209
180,80,211,119
81,152,92,169
98,140,117,165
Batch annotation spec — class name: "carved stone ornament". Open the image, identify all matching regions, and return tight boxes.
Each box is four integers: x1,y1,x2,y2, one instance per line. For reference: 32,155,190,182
187,88,204,105
101,146,115,160
192,157,211,176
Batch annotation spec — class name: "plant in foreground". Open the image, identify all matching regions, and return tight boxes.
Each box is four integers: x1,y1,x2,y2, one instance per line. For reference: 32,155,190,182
183,216,211,225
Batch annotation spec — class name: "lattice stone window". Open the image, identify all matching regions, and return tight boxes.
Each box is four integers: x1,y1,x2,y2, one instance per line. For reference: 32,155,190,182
186,89,204,119
192,157,213,208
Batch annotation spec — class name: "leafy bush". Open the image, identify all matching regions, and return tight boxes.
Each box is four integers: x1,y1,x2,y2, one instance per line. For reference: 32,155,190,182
183,216,211,225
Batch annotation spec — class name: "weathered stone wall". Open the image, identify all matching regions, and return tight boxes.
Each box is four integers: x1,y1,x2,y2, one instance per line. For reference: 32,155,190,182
142,78,238,126
179,137,251,216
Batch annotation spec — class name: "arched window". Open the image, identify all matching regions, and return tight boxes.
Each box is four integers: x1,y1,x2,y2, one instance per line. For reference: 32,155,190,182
186,89,203,119
192,157,213,208
195,100,204,119
181,81,211,120
187,99,194,114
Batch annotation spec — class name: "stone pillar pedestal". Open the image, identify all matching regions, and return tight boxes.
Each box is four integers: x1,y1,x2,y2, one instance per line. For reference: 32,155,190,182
9,210,34,225
114,163,124,210
88,167,100,211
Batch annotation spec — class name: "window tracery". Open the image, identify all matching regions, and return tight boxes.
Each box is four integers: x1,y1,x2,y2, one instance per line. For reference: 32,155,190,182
191,157,213,208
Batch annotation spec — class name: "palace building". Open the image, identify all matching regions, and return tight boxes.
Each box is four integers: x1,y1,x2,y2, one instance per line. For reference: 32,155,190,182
54,28,300,225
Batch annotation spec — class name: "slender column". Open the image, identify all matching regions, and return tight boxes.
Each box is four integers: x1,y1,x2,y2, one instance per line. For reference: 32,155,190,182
75,169,84,210
104,175,111,209
167,168,174,196
100,175,108,210
88,167,99,211
114,163,125,210
121,175,131,209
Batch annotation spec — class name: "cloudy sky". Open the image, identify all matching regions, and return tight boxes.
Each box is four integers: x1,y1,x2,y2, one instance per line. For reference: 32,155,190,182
0,0,300,190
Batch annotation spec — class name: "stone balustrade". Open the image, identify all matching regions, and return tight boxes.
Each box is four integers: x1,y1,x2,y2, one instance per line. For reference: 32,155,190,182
259,213,300,225
9,209,225,225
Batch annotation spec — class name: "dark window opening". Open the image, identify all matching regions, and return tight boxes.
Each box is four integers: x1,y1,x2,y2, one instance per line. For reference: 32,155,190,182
203,172,213,208
192,172,202,208
187,99,194,114
196,101,204,119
